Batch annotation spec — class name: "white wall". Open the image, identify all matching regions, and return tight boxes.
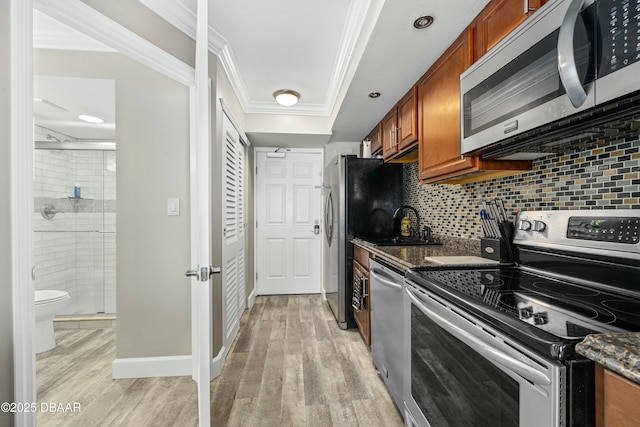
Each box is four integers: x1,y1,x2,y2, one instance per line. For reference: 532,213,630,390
323,141,360,168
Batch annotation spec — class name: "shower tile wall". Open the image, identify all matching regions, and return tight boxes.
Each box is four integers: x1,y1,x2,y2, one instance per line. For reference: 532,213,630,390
404,138,640,241
34,149,116,314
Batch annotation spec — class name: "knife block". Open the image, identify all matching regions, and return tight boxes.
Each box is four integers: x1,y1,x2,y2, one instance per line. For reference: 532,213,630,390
481,237,512,263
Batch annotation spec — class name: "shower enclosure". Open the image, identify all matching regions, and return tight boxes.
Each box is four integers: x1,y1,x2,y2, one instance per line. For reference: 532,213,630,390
34,141,116,315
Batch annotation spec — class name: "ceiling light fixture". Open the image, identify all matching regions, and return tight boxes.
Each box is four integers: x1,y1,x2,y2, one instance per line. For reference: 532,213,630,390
413,15,434,29
368,92,381,99
273,89,300,107
78,114,104,124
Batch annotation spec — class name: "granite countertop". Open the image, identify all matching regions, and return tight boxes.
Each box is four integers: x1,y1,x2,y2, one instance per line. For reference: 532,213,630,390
351,237,480,272
576,333,640,385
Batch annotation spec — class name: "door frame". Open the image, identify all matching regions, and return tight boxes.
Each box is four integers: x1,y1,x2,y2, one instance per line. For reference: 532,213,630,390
253,147,325,296
13,1,205,425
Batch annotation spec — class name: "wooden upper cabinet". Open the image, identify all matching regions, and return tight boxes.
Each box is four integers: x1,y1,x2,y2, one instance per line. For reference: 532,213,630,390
397,86,418,150
381,86,419,162
418,29,531,183
418,31,474,182
381,108,398,161
474,0,549,61
368,124,382,156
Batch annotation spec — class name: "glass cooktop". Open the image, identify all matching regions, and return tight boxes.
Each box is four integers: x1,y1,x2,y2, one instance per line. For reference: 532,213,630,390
407,268,640,341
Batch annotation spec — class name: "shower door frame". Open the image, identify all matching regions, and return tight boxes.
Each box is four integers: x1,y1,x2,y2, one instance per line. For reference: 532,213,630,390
12,1,215,426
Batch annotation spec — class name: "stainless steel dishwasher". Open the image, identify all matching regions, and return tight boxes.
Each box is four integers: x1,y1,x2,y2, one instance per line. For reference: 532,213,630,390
369,258,405,413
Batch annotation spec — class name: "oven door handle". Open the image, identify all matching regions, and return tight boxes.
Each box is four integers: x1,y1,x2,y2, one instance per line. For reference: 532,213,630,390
406,287,551,386
370,268,403,291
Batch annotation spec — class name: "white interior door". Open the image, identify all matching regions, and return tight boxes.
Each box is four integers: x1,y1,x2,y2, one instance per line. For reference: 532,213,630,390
190,1,213,425
221,113,246,350
256,150,323,295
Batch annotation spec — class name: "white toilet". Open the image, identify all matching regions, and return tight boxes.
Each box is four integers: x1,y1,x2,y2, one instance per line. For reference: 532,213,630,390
35,290,70,354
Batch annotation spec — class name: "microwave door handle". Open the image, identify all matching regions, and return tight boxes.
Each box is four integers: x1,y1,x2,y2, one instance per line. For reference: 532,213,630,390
406,287,551,386
558,0,590,108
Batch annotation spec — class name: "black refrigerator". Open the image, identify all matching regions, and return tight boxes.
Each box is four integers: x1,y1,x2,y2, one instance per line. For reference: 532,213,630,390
323,155,403,329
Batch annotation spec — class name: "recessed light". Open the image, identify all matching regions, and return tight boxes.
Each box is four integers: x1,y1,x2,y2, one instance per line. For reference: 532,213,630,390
413,15,434,29
368,92,381,99
273,89,300,106
78,114,104,124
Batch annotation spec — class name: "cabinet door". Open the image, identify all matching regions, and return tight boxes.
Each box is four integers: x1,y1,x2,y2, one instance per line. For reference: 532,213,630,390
352,260,370,346
596,365,640,427
368,124,382,156
475,0,548,61
397,86,418,150
382,109,398,161
418,31,474,182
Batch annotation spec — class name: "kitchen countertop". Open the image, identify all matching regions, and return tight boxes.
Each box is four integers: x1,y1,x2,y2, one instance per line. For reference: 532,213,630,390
576,333,640,385
351,237,480,272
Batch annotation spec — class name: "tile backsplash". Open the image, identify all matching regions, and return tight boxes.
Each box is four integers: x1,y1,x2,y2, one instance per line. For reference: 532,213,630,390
404,138,640,241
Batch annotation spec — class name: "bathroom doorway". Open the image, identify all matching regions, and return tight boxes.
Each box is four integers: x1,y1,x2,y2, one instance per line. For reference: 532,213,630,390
33,140,116,318
33,74,116,327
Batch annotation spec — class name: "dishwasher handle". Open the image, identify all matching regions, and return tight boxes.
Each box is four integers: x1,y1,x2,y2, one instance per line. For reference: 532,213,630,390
370,268,403,291
406,286,551,386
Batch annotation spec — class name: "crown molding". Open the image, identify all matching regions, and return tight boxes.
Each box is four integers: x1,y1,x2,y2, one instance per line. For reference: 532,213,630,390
33,27,116,52
138,0,253,109
323,0,371,113
138,0,371,118
34,0,195,87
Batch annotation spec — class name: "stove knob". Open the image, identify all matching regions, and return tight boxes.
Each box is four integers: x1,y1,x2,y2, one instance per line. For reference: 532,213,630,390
518,306,533,319
533,312,548,325
533,220,546,232
518,220,532,231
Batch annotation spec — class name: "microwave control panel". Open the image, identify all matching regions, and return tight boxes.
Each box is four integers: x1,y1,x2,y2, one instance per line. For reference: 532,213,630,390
599,0,640,77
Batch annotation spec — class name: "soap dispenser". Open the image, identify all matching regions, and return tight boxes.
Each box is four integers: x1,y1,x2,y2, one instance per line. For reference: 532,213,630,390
401,216,411,237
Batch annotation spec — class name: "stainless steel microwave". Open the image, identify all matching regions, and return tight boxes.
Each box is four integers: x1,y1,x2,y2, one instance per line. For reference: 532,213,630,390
461,0,640,157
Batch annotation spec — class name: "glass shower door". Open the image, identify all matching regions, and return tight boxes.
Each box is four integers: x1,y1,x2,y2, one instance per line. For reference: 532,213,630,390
34,145,116,315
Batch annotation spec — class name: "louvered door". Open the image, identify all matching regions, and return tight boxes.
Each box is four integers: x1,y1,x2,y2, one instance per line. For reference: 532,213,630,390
221,113,246,350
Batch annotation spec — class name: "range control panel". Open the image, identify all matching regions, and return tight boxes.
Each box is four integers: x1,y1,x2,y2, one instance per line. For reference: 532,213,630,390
568,217,640,244
513,209,640,258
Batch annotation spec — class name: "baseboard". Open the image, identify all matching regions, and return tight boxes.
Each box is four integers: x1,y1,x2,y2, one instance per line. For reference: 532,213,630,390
247,288,256,308
112,355,192,379
210,345,226,379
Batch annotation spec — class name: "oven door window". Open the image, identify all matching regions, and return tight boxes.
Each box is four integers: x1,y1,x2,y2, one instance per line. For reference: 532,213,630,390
411,304,519,426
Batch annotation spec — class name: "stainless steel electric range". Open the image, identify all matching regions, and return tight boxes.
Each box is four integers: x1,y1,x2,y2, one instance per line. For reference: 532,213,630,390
404,209,640,427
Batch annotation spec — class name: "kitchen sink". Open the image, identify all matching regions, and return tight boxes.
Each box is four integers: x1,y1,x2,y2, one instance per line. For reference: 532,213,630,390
362,236,442,246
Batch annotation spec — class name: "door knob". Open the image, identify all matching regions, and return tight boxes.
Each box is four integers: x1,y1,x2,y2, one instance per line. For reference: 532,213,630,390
205,266,221,279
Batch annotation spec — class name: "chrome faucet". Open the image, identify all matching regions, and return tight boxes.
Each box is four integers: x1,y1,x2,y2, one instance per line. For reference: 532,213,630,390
393,205,420,237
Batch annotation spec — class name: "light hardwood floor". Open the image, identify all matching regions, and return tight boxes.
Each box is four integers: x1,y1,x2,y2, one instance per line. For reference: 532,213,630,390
37,295,403,426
